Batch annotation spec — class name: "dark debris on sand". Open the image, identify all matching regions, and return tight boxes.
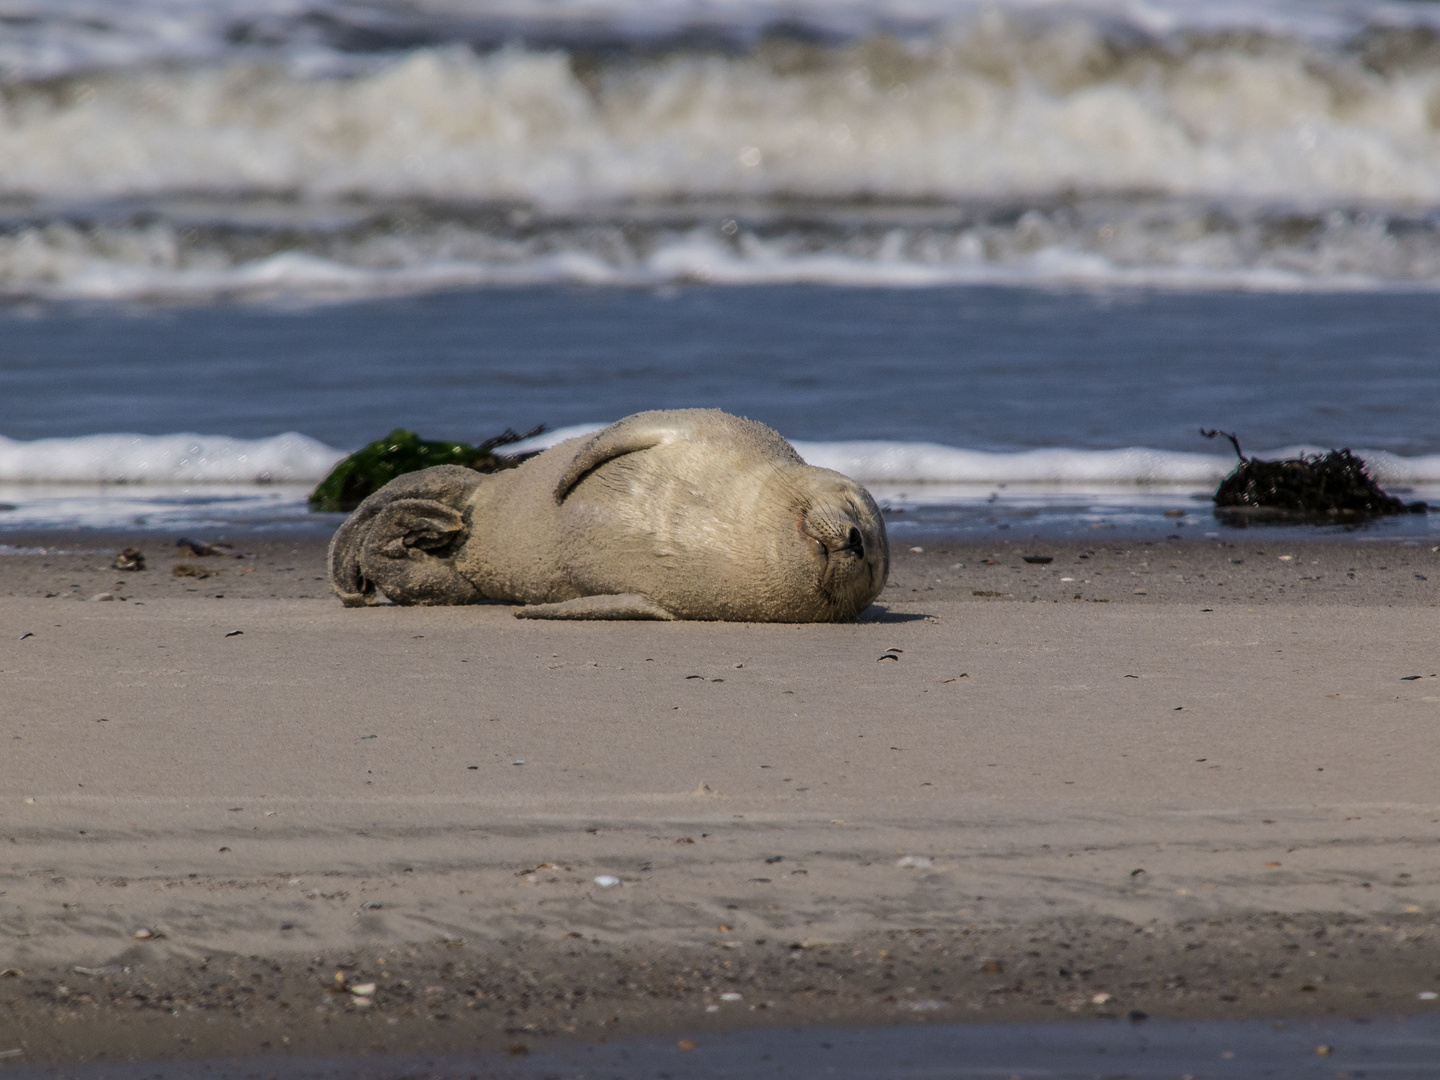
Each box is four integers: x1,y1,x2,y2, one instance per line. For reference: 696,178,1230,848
1201,428,1427,524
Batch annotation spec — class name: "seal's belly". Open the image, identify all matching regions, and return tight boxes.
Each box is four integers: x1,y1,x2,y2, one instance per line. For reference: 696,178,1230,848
457,452,585,605
557,453,804,620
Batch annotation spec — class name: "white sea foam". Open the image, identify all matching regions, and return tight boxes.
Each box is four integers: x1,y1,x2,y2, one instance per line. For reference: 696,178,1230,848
5,4,1440,299
797,442,1440,486
796,442,1229,484
6,19,1440,208
0,432,344,484
5,216,1438,302
3,429,1436,489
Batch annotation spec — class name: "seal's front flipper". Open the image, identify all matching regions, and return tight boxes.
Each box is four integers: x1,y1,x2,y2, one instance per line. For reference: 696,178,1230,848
513,594,677,620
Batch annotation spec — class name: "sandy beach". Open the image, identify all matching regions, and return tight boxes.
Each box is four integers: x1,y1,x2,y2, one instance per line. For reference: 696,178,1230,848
1,533,1438,1066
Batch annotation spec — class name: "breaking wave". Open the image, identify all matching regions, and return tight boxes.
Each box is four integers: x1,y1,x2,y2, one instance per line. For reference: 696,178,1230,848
0,432,344,484
3,1,1440,299
4,199,1440,301
797,442,1440,487
7,21,1440,208
8,429,1436,488
2,203,1440,300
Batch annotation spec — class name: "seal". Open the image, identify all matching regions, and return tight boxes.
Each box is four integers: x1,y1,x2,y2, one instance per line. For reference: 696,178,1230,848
328,409,889,621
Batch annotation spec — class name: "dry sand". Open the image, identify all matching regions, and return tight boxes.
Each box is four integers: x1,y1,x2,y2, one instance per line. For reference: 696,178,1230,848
1,531,1438,1066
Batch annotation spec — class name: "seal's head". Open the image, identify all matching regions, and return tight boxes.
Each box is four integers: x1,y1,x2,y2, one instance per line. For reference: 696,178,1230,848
790,469,890,620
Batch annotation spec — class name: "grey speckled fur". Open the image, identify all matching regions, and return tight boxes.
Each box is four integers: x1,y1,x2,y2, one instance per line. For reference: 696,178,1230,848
328,409,889,621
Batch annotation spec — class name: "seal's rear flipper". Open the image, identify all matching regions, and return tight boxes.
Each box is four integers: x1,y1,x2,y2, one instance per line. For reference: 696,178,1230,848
328,464,485,607
513,594,676,620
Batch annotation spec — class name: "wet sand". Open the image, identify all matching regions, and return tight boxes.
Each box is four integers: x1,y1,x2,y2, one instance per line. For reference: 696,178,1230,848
0,532,1438,1066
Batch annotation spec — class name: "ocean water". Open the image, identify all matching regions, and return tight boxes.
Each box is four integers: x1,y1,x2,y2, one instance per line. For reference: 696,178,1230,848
1,286,1436,538
7,1014,1440,1079
0,0,1437,538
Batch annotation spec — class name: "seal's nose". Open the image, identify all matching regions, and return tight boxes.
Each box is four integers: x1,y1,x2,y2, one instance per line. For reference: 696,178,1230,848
841,526,865,557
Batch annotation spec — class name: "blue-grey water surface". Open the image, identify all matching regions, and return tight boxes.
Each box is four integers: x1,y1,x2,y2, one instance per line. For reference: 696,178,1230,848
7,1015,1440,1079
3,285,1437,539
4,286,1437,454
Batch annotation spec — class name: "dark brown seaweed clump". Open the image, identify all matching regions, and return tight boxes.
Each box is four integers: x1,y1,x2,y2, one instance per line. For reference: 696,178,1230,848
309,425,545,513
1201,428,1427,524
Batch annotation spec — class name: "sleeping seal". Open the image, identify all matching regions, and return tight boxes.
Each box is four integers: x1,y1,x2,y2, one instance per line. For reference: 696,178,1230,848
328,409,888,621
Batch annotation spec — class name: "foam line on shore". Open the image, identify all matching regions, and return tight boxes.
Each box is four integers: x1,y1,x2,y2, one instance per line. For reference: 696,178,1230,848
0,432,344,484
3,429,1439,488
797,442,1440,487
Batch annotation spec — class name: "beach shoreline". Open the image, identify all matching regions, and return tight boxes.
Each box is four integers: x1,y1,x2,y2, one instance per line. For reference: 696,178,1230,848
1,916,1437,1067
1,537,1437,1064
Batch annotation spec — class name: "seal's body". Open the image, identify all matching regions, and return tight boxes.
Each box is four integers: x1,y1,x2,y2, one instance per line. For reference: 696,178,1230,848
328,409,888,621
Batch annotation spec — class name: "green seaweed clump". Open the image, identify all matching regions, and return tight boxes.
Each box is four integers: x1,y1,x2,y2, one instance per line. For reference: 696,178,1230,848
1201,428,1427,524
309,425,544,513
